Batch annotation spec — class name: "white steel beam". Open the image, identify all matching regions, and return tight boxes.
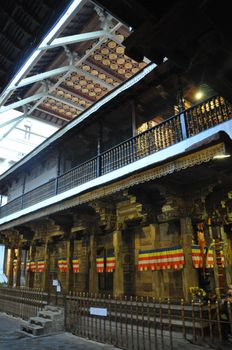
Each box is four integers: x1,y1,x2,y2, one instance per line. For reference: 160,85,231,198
0,92,46,114
7,64,114,93
36,107,73,121
9,66,76,91
27,23,122,119
0,0,87,107
0,117,25,142
0,22,122,122
48,94,85,111
39,30,109,50
0,115,24,128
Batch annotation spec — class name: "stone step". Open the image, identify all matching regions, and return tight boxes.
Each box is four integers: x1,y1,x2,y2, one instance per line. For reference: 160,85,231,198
37,310,63,321
19,305,65,337
44,305,63,314
20,320,44,336
29,316,53,328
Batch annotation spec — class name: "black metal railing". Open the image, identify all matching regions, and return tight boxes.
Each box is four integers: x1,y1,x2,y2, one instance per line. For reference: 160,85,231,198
101,113,182,175
64,293,232,350
57,157,97,194
0,286,48,320
0,95,231,219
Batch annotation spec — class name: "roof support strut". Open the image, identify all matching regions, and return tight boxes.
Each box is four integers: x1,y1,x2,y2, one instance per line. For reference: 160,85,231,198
0,92,47,114
39,30,110,50
7,66,77,92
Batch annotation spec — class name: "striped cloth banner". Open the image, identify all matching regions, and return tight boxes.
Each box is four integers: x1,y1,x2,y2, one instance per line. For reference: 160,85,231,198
72,258,80,273
191,245,203,268
58,258,68,272
37,260,45,272
138,246,185,271
96,256,104,273
192,245,214,268
106,256,115,272
30,261,36,272
206,249,214,268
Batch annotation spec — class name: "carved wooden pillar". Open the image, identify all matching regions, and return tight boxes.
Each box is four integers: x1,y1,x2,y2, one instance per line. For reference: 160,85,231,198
7,247,14,287
15,247,22,287
113,230,124,297
220,225,232,287
42,239,50,291
27,244,36,288
89,233,98,294
66,235,74,293
181,217,198,301
149,224,164,298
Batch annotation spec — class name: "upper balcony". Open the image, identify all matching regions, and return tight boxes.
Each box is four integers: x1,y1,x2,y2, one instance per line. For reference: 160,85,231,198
0,94,231,225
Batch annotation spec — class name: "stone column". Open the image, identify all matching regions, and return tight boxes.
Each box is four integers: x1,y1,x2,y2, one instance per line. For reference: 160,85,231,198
181,217,199,301
113,230,124,297
15,247,22,287
89,233,98,294
7,248,14,287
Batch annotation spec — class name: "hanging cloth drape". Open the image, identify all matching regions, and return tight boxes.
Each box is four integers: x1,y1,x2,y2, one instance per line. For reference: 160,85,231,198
138,246,185,271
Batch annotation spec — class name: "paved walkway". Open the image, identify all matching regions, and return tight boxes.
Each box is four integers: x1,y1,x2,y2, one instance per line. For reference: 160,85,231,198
0,313,117,350
0,312,231,350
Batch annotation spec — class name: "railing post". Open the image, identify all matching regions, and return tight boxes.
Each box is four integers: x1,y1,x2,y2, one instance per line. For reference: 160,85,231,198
96,154,102,177
177,76,188,140
21,195,24,209
54,177,58,195
55,151,61,194
180,111,188,140
21,171,26,209
96,122,102,177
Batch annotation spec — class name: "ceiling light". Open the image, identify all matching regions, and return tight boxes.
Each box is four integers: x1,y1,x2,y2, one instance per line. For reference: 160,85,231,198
213,154,231,159
195,91,203,100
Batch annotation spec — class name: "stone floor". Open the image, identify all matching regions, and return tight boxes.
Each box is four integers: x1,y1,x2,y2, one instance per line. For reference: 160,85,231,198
0,313,117,350
0,312,231,350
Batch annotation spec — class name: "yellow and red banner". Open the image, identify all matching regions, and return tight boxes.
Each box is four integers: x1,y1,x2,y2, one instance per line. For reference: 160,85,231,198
37,260,45,273
72,258,80,273
191,245,203,268
206,248,214,268
96,256,104,273
192,245,214,268
106,256,115,272
58,258,68,272
30,261,36,272
138,246,185,271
